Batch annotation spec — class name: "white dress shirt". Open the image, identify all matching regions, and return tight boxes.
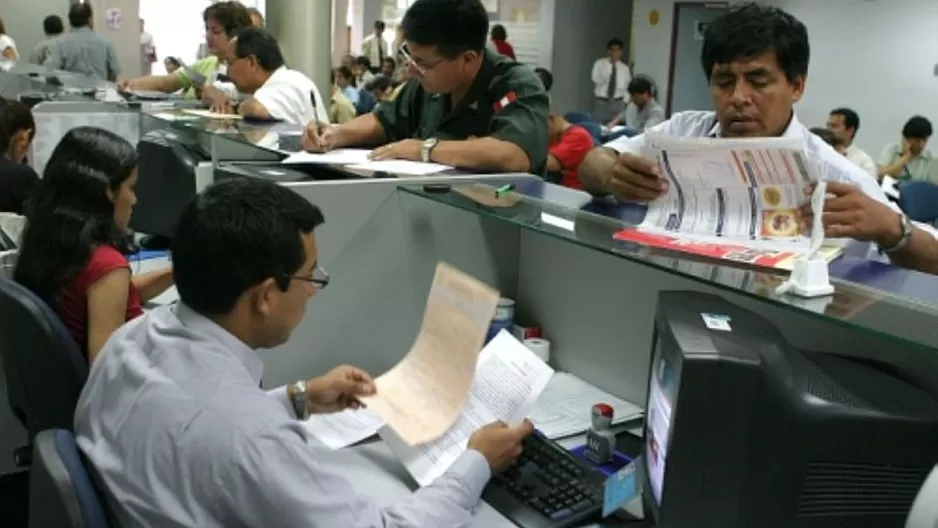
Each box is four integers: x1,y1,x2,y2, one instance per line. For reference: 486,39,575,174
604,111,938,260
362,34,389,69
75,303,493,528
844,143,877,179
249,66,331,125
591,59,630,99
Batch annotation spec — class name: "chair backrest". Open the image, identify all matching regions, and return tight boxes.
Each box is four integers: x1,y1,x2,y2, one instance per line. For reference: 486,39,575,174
0,279,88,439
899,180,938,223
29,429,110,528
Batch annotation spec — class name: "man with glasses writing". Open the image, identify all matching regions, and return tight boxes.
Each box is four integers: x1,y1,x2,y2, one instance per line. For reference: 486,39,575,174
301,0,549,175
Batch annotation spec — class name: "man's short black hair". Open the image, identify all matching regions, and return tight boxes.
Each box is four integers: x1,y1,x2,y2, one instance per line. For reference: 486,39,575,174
356,55,372,69
903,116,933,140
204,1,253,37
172,179,325,316
68,3,93,28
701,2,809,83
401,0,488,59
534,67,553,92
627,77,653,96
830,107,860,134
232,27,285,72
607,38,624,50
43,15,64,36
374,20,386,31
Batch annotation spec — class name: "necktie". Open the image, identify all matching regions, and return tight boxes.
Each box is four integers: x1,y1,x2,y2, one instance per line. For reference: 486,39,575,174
607,63,617,99
378,40,385,67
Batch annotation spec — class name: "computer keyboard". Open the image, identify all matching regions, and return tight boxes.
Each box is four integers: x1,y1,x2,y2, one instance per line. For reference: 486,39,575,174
482,431,606,528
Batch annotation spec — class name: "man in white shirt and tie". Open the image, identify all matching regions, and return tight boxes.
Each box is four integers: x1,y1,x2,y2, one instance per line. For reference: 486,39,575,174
362,20,389,72
223,27,329,125
826,107,876,179
579,3,938,276
591,38,631,124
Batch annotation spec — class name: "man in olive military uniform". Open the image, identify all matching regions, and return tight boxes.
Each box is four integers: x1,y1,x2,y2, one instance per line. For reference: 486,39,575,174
301,0,549,175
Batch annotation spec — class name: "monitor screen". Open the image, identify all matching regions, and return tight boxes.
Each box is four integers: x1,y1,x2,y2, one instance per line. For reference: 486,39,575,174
645,335,680,505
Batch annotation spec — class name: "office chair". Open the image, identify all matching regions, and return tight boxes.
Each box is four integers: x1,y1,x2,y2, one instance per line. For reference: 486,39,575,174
898,180,938,224
29,429,110,528
0,279,88,467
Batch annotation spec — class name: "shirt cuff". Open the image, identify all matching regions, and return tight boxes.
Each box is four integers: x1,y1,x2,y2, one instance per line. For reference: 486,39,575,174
445,449,492,502
267,385,297,418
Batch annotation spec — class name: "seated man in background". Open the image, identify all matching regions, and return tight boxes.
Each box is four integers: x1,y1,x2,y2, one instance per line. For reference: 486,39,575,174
810,127,846,153
0,99,39,215
75,178,533,526
223,27,329,125
579,2,938,276
878,115,937,183
118,2,252,101
535,69,594,188
603,77,665,138
826,107,876,178
302,0,549,175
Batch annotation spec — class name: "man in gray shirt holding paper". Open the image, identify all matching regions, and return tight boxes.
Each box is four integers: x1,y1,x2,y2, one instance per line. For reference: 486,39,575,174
74,178,532,527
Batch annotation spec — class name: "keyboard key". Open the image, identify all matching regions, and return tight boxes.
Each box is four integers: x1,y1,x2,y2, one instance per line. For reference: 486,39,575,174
550,508,574,521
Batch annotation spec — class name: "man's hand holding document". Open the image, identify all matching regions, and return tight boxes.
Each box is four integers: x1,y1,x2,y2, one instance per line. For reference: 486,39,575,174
614,134,843,269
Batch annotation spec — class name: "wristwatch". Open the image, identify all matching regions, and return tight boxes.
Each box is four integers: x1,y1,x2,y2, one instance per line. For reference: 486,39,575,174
421,138,439,163
289,380,309,420
881,213,914,254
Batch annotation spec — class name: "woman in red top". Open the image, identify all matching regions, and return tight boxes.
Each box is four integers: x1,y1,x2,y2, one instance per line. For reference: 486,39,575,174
490,24,516,60
14,127,173,362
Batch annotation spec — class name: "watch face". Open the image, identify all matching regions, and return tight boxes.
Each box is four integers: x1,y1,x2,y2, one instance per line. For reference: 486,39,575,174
423,138,437,148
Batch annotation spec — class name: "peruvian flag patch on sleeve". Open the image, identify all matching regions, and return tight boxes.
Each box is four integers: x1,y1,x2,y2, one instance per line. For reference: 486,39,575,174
492,91,518,112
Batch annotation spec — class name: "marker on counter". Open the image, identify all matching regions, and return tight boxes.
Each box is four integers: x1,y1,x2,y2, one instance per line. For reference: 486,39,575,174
494,183,515,198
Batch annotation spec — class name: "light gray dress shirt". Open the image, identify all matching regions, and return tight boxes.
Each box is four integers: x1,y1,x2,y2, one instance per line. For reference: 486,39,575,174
44,27,121,81
74,303,492,527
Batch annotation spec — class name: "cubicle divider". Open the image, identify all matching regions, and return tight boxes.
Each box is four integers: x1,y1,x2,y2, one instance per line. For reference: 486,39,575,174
267,179,938,411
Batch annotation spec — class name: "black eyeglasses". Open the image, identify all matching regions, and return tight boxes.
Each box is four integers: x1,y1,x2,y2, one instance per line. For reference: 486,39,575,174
282,266,330,290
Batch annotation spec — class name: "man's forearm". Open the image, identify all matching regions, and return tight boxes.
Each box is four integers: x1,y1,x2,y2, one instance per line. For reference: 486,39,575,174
879,159,907,177
887,229,938,275
335,114,387,148
430,138,530,173
239,98,270,120
579,147,617,195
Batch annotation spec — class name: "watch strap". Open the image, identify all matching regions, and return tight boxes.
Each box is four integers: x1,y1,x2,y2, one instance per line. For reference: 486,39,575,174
882,213,914,254
290,380,308,420
421,138,438,163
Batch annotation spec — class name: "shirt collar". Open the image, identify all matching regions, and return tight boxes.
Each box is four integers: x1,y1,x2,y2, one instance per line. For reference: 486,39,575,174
173,302,264,384
707,112,802,140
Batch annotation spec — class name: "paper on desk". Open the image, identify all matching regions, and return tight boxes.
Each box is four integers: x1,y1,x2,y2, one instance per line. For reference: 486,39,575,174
380,330,555,486
347,160,453,175
304,409,384,450
529,372,643,439
282,148,372,165
361,262,499,446
181,108,243,120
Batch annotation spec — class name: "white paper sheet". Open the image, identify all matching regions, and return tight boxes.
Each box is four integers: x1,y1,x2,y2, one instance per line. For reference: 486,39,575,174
181,109,243,120
282,148,373,165
380,330,555,486
529,372,643,440
347,160,453,175
304,409,384,450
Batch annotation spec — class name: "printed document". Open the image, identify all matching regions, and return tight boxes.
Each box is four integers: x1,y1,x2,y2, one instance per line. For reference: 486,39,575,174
529,372,643,439
380,330,555,486
361,262,500,446
615,134,844,268
347,160,453,175
304,409,384,450
181,108,244,120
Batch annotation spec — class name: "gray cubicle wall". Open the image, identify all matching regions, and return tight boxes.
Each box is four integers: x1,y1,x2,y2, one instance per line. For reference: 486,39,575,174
266,186,938,410
262,175,536,386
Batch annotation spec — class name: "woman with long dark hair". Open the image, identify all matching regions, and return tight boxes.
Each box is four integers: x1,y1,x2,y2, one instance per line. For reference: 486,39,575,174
14,127,173,361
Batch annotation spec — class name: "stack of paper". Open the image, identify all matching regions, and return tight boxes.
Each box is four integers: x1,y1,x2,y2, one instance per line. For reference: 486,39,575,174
304,409,384,450
280,148,453,175
379,330,555,486
528,372,643,439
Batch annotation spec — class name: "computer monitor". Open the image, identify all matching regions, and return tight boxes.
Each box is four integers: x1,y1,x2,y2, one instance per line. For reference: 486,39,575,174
130,129,210,245
643,291,938,528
